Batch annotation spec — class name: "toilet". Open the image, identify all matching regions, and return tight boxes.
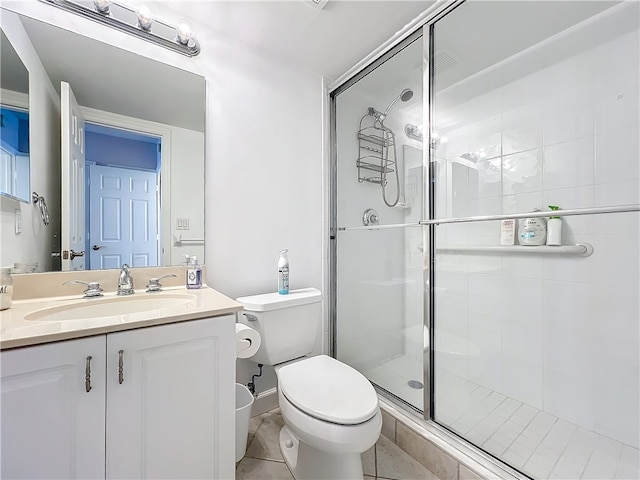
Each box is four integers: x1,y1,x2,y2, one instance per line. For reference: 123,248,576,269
236,288,382,480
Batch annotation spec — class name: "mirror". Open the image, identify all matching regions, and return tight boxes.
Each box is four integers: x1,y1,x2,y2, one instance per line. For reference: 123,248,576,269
0,29,30,203
0,11,205,272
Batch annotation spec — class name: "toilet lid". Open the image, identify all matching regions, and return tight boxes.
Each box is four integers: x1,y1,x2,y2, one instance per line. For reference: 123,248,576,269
277,355,379,425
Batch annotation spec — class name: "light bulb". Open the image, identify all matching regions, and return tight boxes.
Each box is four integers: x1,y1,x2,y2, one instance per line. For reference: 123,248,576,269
93,0,112,14
176,22,192,45
136,5,153,31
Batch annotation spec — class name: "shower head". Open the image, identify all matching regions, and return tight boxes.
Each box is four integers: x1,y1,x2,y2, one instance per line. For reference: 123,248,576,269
383,88,414,116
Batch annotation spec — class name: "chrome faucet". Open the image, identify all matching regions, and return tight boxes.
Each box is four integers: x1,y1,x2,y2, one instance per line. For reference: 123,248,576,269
117,264,134,296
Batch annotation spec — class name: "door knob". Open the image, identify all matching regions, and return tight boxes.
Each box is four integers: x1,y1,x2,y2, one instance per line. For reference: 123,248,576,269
70,249,85,260
92,245,106,251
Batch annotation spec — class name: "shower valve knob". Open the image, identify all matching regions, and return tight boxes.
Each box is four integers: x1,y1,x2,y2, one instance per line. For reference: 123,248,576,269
363,209,380,226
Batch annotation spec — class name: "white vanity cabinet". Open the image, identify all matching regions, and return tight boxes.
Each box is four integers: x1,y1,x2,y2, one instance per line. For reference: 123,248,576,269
0,335,107,479
1,315,236,480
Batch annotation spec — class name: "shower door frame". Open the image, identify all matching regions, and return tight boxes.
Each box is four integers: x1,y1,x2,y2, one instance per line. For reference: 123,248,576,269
328,0,457,418
328,1,530,478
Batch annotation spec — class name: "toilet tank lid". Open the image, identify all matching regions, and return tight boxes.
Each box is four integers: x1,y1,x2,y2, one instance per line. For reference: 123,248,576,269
236,288,322,312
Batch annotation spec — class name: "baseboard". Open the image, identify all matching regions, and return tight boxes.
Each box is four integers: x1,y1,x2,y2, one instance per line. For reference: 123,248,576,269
250,387,278,417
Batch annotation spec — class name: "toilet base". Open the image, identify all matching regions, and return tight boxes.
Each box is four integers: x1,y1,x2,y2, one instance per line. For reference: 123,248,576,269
279,425,365,480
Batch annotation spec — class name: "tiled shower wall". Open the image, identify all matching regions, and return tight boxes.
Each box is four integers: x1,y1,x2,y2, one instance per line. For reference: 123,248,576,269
434,20,639,450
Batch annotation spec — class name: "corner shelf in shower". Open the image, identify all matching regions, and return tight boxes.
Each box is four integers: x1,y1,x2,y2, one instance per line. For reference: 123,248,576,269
439,243,593,257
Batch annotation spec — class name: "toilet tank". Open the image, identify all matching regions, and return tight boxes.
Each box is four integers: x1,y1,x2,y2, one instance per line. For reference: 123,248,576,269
236,288,322,366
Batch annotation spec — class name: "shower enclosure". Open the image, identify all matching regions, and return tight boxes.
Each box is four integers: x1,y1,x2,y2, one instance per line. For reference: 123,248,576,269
330,2,639,479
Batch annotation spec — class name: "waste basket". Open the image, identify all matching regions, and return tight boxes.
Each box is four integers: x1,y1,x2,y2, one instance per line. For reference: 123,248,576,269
235,383,255,462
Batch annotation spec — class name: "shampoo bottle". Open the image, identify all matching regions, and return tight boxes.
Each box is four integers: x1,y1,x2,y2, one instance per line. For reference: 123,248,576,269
278,249,289,295
518,210,547,246
186,256,202,289
547,205,562,246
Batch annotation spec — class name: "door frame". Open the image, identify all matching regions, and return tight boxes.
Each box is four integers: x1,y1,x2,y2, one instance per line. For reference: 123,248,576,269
80,107,171,266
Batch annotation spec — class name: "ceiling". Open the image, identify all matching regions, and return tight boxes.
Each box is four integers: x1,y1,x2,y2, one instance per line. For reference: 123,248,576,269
141,0,434,80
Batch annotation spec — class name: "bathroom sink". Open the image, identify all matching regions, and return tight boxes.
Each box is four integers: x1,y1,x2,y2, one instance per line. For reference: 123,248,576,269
25,293,197,322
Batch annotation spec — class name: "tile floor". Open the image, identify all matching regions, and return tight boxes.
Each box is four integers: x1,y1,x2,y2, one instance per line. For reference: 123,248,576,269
363,354,640,480
236,409,439,480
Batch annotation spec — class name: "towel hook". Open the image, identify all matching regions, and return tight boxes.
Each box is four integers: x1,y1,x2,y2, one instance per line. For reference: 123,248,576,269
32,192,50,226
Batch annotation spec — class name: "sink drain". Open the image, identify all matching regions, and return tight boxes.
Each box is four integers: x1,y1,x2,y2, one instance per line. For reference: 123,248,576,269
408,380,423,389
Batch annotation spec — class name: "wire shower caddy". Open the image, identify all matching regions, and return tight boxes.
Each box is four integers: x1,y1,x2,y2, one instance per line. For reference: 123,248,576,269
356,109,396,185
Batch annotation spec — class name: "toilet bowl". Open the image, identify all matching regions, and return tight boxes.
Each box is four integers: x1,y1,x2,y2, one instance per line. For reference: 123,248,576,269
235,289,382,479
276,355,382,479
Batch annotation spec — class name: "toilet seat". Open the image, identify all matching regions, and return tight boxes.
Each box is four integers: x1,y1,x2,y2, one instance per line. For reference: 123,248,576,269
277,355,378,425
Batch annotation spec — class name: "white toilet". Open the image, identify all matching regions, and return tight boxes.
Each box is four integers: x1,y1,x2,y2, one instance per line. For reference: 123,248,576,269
236,288,382,480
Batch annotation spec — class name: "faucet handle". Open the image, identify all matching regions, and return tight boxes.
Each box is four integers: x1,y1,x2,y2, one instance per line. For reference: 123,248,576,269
63,280,104,298
146,274,178,292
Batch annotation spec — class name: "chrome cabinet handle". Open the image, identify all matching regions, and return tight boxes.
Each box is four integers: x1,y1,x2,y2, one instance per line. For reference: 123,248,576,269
85,356,92,393
118,350,124,384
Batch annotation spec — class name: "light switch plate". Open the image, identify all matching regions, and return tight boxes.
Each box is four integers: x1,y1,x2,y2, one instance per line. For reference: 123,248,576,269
176,217,190,230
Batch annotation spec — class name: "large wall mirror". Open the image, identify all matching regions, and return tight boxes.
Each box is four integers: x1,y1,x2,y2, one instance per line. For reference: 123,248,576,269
0,10,205,272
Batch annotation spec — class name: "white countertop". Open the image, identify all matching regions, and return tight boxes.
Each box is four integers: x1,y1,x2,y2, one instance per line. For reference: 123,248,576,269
0,285,243,350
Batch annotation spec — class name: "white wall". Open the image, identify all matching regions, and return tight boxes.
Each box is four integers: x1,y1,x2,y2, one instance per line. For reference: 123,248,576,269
1,10,60,272
434,16,639,449
167,126,205,266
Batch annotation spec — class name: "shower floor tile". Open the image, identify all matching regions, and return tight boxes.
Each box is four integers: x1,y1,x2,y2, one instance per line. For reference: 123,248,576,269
368,354,640,480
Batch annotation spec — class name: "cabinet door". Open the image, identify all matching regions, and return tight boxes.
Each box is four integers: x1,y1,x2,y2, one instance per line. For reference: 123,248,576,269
106,316,235,480
1,336,106,479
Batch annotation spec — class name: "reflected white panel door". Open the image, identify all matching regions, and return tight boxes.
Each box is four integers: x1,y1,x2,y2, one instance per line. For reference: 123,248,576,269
0,337,106,479
106,317,236,480
61,81,86,271
89,164,158,269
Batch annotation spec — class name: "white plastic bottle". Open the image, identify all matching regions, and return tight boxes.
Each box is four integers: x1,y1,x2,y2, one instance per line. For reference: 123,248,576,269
546,205,562,246
278,249,289,295
186,256,202,289
518,210,547,246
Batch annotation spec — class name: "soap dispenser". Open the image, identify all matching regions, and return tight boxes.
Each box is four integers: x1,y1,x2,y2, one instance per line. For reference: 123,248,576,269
547,205,562,246
186,256,202,289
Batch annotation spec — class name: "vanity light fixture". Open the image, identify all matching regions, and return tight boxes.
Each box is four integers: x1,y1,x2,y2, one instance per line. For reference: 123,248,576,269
38,0,200,57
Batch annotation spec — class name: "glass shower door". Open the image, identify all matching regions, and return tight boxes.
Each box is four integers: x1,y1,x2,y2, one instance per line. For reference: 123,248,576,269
430,2,640,479
333,34,426,412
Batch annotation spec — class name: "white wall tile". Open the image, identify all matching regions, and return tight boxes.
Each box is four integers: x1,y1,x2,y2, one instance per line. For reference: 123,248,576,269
543,137,595,190
502,149,542,196
542,280,598,381
502,104,543,155
502,316,543,367
502,192,544,216
502,360,543,409
469,310,502,354
542,91,595,146
595,127,640,184
468,273,502,315
544,370,595,431
502,253,543,279
501,276,542,323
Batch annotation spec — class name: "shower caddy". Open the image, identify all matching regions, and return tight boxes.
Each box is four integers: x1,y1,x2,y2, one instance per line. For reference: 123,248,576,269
356,108,400,207
356,108,396,185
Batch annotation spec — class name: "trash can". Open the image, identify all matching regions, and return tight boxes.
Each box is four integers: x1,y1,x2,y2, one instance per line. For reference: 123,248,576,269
235,383,255,462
